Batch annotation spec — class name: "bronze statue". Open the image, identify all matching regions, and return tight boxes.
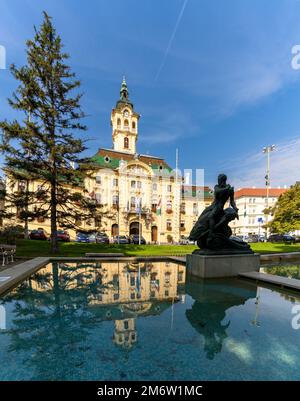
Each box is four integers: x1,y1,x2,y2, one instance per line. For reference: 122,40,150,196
189,174,253,254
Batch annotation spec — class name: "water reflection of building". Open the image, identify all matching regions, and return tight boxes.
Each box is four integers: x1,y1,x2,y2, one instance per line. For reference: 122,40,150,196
113,318,137,348
30,261,186,350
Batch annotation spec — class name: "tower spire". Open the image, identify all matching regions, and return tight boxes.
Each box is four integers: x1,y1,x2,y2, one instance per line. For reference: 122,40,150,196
120,76,129,101
116,76,133,109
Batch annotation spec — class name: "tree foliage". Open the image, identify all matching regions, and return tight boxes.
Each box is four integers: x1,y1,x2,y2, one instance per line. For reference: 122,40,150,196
269,183,300,233
0,12,95,252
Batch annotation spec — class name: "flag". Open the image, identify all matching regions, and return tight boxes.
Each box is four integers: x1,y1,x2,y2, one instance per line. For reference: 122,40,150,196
136,198,142,214
156,197,161,215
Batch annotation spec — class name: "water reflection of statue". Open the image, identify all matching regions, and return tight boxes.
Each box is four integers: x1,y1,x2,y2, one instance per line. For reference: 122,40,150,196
189,174,252,254
185,278,257,360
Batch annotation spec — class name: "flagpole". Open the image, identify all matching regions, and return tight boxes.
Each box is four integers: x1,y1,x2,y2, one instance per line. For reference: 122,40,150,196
175,148,179,244
117,199,120,245
139,198,141,245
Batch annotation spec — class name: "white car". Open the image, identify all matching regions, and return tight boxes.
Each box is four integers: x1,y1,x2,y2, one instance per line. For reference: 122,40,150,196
179,236,195,245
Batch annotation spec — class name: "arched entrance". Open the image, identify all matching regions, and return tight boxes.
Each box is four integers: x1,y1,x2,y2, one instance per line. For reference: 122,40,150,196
130,221,141,235
151,226,158,243
111,224,119,237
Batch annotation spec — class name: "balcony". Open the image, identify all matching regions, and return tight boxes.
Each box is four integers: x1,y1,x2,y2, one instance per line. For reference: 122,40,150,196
126,206,150,215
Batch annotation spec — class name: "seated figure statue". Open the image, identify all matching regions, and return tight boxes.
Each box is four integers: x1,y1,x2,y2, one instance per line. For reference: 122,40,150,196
189,174,253,255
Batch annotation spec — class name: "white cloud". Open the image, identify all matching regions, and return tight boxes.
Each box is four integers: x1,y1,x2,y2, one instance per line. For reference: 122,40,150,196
224,135,300,188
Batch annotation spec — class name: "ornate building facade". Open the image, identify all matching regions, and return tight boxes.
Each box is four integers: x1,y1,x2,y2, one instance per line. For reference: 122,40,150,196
2,78,212,242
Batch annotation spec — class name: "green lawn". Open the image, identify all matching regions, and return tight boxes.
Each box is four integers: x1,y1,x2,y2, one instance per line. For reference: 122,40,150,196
13,239,300,258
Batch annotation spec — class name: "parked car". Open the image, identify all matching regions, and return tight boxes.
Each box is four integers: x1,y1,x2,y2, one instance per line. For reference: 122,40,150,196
88,232,96,243
113,235,130,244
96,232,109,244
179,235,195,245
230,235,247,243
267,234,296,244
234,235,250,242
129,234,146,244
76,232,91,243
247,235,259,243
49,230,70,242
29,229,48,240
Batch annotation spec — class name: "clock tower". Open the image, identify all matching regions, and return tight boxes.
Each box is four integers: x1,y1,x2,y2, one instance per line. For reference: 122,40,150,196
111,77,140,154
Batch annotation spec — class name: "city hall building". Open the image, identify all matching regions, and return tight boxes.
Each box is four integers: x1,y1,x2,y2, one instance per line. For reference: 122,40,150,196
2,79,212,242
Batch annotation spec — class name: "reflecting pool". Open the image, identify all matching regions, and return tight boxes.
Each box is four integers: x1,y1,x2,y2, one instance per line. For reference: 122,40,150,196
0,260,300,380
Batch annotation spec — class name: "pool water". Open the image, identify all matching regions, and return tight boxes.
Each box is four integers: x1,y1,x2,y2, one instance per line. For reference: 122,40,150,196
1,260,300,381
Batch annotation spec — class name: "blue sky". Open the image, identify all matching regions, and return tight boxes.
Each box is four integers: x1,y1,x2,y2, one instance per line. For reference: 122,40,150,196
1,0,300,188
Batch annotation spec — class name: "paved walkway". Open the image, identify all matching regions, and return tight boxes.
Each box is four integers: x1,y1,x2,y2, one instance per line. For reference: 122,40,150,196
0,257,49,296
239,271,300,291
260,252,300,264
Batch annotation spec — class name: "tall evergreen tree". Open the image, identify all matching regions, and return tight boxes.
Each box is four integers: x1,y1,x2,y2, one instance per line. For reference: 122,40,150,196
0,12,93,253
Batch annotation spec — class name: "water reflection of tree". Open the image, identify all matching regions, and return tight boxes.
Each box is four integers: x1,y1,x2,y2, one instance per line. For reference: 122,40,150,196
1,262,105,380
265,265,300,280
185,278,256,360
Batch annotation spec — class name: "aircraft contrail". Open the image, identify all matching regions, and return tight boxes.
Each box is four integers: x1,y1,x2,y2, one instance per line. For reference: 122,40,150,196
154,0,189,82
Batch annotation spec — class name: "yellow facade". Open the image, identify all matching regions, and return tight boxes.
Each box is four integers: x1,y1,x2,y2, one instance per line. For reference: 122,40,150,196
2,78,211,242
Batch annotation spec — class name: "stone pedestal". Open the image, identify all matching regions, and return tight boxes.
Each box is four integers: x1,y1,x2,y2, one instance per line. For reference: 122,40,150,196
186,253,260,278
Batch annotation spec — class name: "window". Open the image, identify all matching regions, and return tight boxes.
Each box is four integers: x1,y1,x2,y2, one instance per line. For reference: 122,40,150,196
124,321,129,330
96,175,101,184
124,119,129,128
124,137,129,149
130,196,136,208
18,181,26,192
113,178,118,187
137,181,142,189
167,201,172,212
113,293,119,300
166,220,172,230
180,221,185,230
167,185,172,192
180,203,186,213
132,121,136,129
130,293,135,300
112,195,119,206
153,183,157,191
193,203,198,215
95,193,101,204
117,118,121,127
131,180,136,188
130,275,135,286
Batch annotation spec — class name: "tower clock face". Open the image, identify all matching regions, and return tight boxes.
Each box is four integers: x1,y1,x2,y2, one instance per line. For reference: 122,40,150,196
124,111,129,117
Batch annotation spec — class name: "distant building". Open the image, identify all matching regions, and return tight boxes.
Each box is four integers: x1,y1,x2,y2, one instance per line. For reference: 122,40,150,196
230,187,288,236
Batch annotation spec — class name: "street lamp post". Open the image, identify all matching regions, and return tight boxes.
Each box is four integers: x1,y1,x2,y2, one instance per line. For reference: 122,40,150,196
262,145,276,239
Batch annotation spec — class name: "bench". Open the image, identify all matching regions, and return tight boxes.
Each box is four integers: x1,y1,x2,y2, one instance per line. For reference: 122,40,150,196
0,245,16,266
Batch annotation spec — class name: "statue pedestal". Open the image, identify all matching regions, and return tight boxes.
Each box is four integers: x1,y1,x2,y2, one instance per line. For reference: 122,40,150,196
186,253,260,278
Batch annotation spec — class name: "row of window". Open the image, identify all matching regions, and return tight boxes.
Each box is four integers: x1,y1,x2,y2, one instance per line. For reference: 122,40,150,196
117,118,136,130
247,197,276,203
94,177,173,192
